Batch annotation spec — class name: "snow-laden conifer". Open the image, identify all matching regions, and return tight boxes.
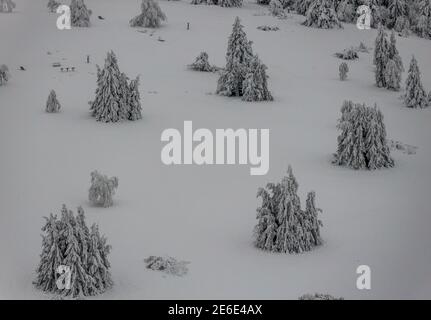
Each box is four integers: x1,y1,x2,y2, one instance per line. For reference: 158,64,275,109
415,0,431,38
46,90,61,113
336,0,355,23
89,171,119,208
388,31,404,73
373,25,389,88
269,0,287,18
242,55,273,102
0,64,10,86
384,59,401,91
130,0,167,28
127,76,143,121
70,0,92,27
188,52,215,72
295,0,313,15
217,17,253,97
339,62,348,80
388,0,408,29
302,0,342,29
403,56,428,108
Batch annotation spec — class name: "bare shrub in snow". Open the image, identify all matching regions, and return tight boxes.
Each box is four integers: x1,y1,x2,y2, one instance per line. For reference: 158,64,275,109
188,52,216,72
253,166,323,254
335,47,358,60
0,64,10,86
242,55,273,102
403,56,429,109
0,0,15,12
70,0,92,27
46,90,61,113
144,256,190,276
302,0,342,29
47,0,60,12
130,0,167,28
339,62,349,81
89,171,119,208
333,101,394,170
34,205,113,298
299,293,344,300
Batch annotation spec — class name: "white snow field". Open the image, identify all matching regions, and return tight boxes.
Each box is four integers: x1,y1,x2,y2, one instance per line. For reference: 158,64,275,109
1,0,431,299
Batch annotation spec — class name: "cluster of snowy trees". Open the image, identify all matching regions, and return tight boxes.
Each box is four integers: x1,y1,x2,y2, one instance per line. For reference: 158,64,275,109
188,52,217,72
89,171,119,208
253,166,323,254
46,90,61,113
191,0,243,7
89,51,142,123
0,0,15,12
70,0,92,27
374,26,404,91
217,17,273,102
0,64,10,86
130,0,166,28
334,100,394,170
34,205,113,298
403,55,430,108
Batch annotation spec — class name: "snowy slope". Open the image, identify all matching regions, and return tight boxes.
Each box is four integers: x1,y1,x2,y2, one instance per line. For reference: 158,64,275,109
1,0,431,299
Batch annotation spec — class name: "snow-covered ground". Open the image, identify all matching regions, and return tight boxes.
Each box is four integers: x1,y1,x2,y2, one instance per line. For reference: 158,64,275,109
1,0,431,299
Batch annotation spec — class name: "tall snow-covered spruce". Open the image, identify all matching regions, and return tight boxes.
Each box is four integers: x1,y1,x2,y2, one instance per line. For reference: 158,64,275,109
130,0,167,28
373,25,389,88
217,17,253,97
46,90,61,113
302,0,342,29
403,56,429,109
242,55,273,102
34,205,112,298
416,0,431,39
333,101,394,170
70,0,92,27
253,166,323,254
0,64,10,86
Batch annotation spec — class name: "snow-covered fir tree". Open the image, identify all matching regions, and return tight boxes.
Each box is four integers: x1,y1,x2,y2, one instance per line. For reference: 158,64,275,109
302,0,343,29
89,171,119,208
89,51,130,122
242,55,273,102
34,205,112,297
333,102,394,169
130,0,167,28
403,55,429,108
47,0,60,12
339,62,349,80
269,0,287,18
373,25,390,87
0,0,15,12
384,59,402,90
253,166,323,254
70,0,92,27
188,52,215,72
336,0,356,23
216,17,254,97
295,0,314,15
388,0,408,29
127,76,142,121
388,30,404,73
46,90,61,113
367,0,384,28
0,64,10,86
219,0,243,7
415,0,431,38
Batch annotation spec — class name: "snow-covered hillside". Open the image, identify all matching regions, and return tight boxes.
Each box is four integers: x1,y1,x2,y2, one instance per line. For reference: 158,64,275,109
1,0,431,299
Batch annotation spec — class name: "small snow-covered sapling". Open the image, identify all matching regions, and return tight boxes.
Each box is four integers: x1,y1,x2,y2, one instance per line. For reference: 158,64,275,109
339,62,349,81
89,170,119,207
45,90,61,113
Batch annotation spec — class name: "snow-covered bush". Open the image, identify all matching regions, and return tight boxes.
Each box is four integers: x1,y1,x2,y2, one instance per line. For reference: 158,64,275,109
253,166,323,254
46,90,61,113
339,62,349,80
302,0,342,29
0,64,10,86
373,25,389,88
127,76,143,121
89,171,119,208
34,205,113,298
70,0,92,27
188,52,215,72
242,55,273,102
130,0,167,28
269,0,287,18
299,293,344,300
216,17,254,97
219,0,243,7
333,101,394,170
403,56,429,109
47,0,60,12
144,256,189,276
0,0,16,12
335,47,358,60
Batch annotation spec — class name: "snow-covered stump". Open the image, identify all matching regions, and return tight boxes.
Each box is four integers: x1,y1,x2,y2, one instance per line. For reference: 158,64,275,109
45,90,61,113
34,205,113,298
339,62,348,81
0,0,16,13
253,166,323,254
70,0,92,27
302,0,342,29
0,64,10,86
333,102,394,170
188,52,215,72
242,55,273,102
89,171,119,208
403,56,429,109
130,0,167,28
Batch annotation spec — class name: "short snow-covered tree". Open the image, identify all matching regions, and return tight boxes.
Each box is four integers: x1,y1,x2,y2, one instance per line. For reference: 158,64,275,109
130,0,167,28
0,0,15,12
384,59,401,91
46,90,61,113
373,25,389,88
34,205,113,297
269,0,287,18
47,0,60,12
339,62,349,80
242,55,273,102
333,101,394,170
253,166,323,254
219,0,243,7
0,64,10,86
302,0,342,29
217,17,254,97
70,0,92,27
89,171,119,208
188,52,215,72
127,76,143,121
403,56,428,109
